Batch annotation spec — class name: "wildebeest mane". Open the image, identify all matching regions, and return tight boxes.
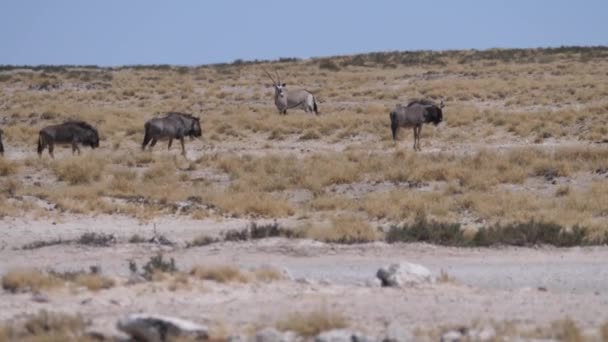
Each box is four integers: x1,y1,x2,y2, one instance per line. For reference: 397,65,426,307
62,120,97,131
406,99,438,107
166,112,199,120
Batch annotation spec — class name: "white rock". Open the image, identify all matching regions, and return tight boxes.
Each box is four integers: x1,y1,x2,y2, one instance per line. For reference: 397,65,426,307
441,330,462,342
117,313,208,342
376,262,433,287
365,277,383,288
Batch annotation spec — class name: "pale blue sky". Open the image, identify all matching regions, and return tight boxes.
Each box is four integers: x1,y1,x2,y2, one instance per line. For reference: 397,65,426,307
1,0,606,66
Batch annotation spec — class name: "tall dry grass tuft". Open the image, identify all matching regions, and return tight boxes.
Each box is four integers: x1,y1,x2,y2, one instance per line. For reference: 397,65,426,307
1,269,63,293
190,265,249,283
276,308,348,337
51,155,105,185
304,215,380,243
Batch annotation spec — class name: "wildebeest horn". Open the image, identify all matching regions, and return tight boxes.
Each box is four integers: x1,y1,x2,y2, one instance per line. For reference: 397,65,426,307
262,68,276,84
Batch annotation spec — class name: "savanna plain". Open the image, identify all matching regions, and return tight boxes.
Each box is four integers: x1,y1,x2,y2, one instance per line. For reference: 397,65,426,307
1,47,608,341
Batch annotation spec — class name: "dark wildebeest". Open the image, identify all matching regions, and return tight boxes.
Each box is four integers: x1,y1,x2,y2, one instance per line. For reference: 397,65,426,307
389,100,444,151
142,112,202,156
0,128,4,155
263,69,319,115
37,121,100,158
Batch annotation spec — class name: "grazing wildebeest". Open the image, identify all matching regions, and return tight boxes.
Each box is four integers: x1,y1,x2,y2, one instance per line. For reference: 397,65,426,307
389,100,444,151
142,112,202,156
37,121,100,158
0,128,4,155
263,69,319,115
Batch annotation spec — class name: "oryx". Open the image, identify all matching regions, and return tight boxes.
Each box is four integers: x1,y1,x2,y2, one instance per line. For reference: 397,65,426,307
263,69,319,115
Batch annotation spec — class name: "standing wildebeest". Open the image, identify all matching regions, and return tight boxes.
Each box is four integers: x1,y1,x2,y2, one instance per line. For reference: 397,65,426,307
38,121,100,158
142,112,202,156
0,128,4,155
389,100,444,151
263,69,319,115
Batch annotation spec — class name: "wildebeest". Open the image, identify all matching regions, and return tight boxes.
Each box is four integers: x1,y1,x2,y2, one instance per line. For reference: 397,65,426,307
142,112,202,156
0,128,4,155
389,100,444,151
38,121,100,158
263,69,319,115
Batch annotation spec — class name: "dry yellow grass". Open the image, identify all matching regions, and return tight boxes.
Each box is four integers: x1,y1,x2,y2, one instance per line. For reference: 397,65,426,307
304,215,380,243
73,273,115,292
1,269,63,293
275,308,348,337
1,48,608,237
190,265,249,283
0,310,94,342
51,155,105,185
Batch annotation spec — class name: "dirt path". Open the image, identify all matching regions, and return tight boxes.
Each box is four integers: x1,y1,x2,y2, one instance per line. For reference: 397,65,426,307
2,216,608,338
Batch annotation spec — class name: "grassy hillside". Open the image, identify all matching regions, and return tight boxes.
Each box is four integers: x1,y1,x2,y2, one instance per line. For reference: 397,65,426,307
1,46,608,242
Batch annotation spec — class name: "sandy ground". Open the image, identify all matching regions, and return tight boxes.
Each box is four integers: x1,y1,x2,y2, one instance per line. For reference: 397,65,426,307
2,215,608,339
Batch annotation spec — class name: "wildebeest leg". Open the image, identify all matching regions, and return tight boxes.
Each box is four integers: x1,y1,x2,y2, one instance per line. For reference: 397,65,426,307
48,142,55,158
72,140,81,155
391,123,399,141
283,110,287,115
168,138,173,150
412,127,417,150
180,137,186,156
149,138,157,150
142,132,152,150
415,126,422,151
37,134,45,157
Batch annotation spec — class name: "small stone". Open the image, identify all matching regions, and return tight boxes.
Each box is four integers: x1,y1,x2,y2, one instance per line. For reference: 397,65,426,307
296,277,314,285
31,292,50,303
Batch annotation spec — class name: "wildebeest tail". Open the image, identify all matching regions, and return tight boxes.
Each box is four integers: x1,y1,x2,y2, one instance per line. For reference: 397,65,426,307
313,98,319,115
390,112,398,140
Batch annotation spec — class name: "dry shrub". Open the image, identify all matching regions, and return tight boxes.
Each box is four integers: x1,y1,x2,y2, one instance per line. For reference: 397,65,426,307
51,156,104,185
73,273,115,292
109,169,137,192
2,269,63,293
0,177,20,197
276,308,348,337
210,190,294,218
1,310,93,342
190,265,249,283
252,266,285,282
546,318,584,342
143,159,174,182
305,215,380,243
0,158,18,176
437,269,456,284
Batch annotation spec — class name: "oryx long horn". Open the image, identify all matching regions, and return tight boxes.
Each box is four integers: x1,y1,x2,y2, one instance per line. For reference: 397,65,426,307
262,68,276,84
